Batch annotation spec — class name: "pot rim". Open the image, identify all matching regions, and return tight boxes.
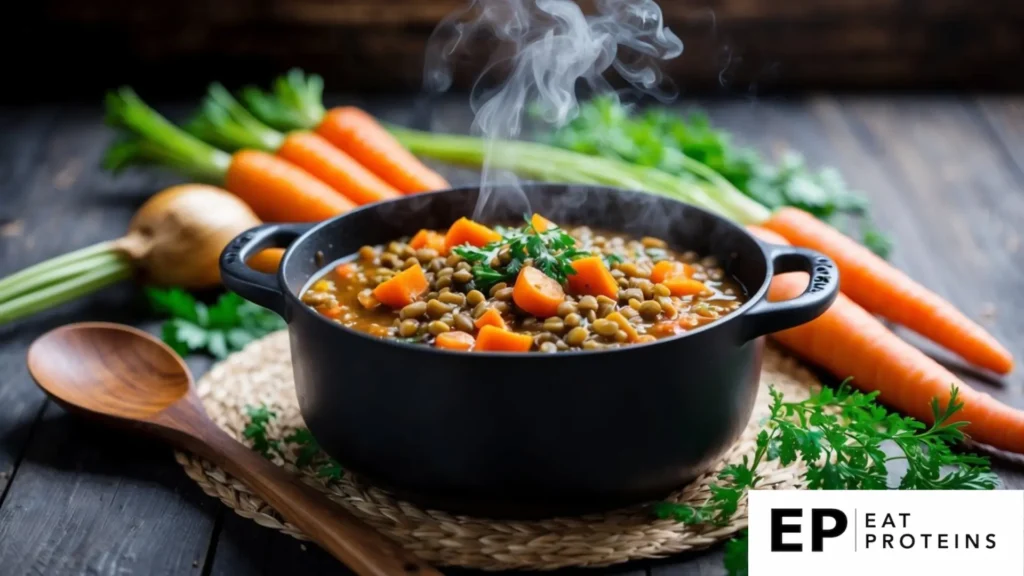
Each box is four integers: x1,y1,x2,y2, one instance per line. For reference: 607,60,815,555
276,184,775,358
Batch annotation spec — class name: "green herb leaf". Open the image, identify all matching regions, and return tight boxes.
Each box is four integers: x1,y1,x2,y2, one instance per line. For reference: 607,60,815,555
724,531,749,576
147,288,286,358
162,319,210,357
284,428,322,468
243,405,280,458
146,287,202,323
453,215,590,289
652,381,997,572
243,405,343,480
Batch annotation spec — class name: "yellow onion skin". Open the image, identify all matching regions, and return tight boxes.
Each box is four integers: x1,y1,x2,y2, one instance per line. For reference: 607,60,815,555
115,184,267,288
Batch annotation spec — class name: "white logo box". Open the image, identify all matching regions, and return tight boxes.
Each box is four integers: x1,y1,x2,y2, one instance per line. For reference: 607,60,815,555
749,490,1024,576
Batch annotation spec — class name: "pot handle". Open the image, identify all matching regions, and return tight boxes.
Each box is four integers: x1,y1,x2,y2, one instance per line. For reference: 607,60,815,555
741,243,840,341
220,223,313,316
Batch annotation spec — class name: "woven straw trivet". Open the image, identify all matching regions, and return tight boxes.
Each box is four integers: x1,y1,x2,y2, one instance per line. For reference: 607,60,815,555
176,331,818,570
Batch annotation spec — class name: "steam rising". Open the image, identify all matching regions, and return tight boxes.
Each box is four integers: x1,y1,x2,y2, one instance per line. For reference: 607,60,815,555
424,0,683,218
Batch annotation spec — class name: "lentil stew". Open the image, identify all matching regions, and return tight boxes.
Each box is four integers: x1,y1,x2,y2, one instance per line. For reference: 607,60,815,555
300,214,747,352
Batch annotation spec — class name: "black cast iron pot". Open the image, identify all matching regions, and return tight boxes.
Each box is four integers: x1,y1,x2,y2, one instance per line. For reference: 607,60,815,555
220,183,838,519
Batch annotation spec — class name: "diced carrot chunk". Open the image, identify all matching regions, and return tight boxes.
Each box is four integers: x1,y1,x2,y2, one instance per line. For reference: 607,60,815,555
663,277,710,297
474,307,507,330
335,263,357,279
567,256,618,299
321,306,344,319
650,321,680,337
444,217,501,250
475,325,533,352
409,229,447,253
435,331,475,351
530,213,557,232
372,263,429,308
650,260,693,284
513,266,565,318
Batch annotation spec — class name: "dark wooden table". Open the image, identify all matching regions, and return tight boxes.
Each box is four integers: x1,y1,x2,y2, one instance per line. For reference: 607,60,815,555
0,95,1021,575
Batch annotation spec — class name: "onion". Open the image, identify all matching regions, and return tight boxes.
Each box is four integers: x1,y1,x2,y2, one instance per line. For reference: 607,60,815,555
0,184,282,325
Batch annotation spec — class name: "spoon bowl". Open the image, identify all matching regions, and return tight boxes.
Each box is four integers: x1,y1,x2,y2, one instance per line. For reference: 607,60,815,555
27,322,440,576
28,322,190,420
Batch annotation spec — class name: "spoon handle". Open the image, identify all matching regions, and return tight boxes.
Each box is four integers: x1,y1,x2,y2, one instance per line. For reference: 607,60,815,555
183,416,442,576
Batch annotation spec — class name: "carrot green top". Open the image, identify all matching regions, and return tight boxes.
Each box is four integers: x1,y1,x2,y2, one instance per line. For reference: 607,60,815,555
103,87,232,182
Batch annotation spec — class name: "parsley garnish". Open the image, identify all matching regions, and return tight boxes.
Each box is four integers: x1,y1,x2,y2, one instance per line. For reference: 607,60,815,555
603,252,625,267
452,215,589,290
146,287,285,358
243,405,343,481
653,382,997,575
243,405,280,458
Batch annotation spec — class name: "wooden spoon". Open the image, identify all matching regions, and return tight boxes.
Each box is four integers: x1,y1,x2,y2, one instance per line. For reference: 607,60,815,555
27,322,442,576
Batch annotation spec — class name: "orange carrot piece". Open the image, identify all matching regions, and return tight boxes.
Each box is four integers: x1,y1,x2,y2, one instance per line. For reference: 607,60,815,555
763,207,1013,374
335,262,356,278
650,260,693,284
445,217,501,250
224,150,355,222
276,131,401,206
567,256,618,299
531,213,557,232
474,307,507,330
372,263,428,308
409,229,447,253
513,266,565,318
650,321,680,337
606,311,639,342
246,248,284,274
435,331,475,351
475,325,533,352
320,306,344,319
316,106,450,194
662,277,709,297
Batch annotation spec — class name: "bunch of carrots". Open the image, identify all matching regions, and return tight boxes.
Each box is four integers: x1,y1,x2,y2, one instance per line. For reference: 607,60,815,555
102,70,1022,456
103,82,450,223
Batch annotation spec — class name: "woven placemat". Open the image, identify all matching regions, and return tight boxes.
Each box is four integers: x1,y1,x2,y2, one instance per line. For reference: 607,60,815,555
176,331,818,570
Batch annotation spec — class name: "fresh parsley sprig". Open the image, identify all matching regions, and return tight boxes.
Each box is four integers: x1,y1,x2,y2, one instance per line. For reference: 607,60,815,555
653,382,997,576
452,215,589,290
244,405,280,458
243,405,343,481
146,287,285,359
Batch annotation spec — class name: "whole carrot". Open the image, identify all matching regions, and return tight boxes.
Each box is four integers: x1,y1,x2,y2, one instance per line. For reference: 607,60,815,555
277,131,401,205
187,84,402,205
104,87,354,222
763,207,1013,375
748,225,1024,454
316,107,451,194
225,150,352,221
241,69,450,194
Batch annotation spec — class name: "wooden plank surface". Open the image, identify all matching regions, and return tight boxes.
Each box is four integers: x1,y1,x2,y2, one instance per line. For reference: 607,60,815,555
6,0,1024,102
0,96,1022,576
0,107,219,576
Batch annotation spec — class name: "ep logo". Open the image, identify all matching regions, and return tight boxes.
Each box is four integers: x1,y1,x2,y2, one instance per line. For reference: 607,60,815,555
749,491,1024,576
770,508,848,552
